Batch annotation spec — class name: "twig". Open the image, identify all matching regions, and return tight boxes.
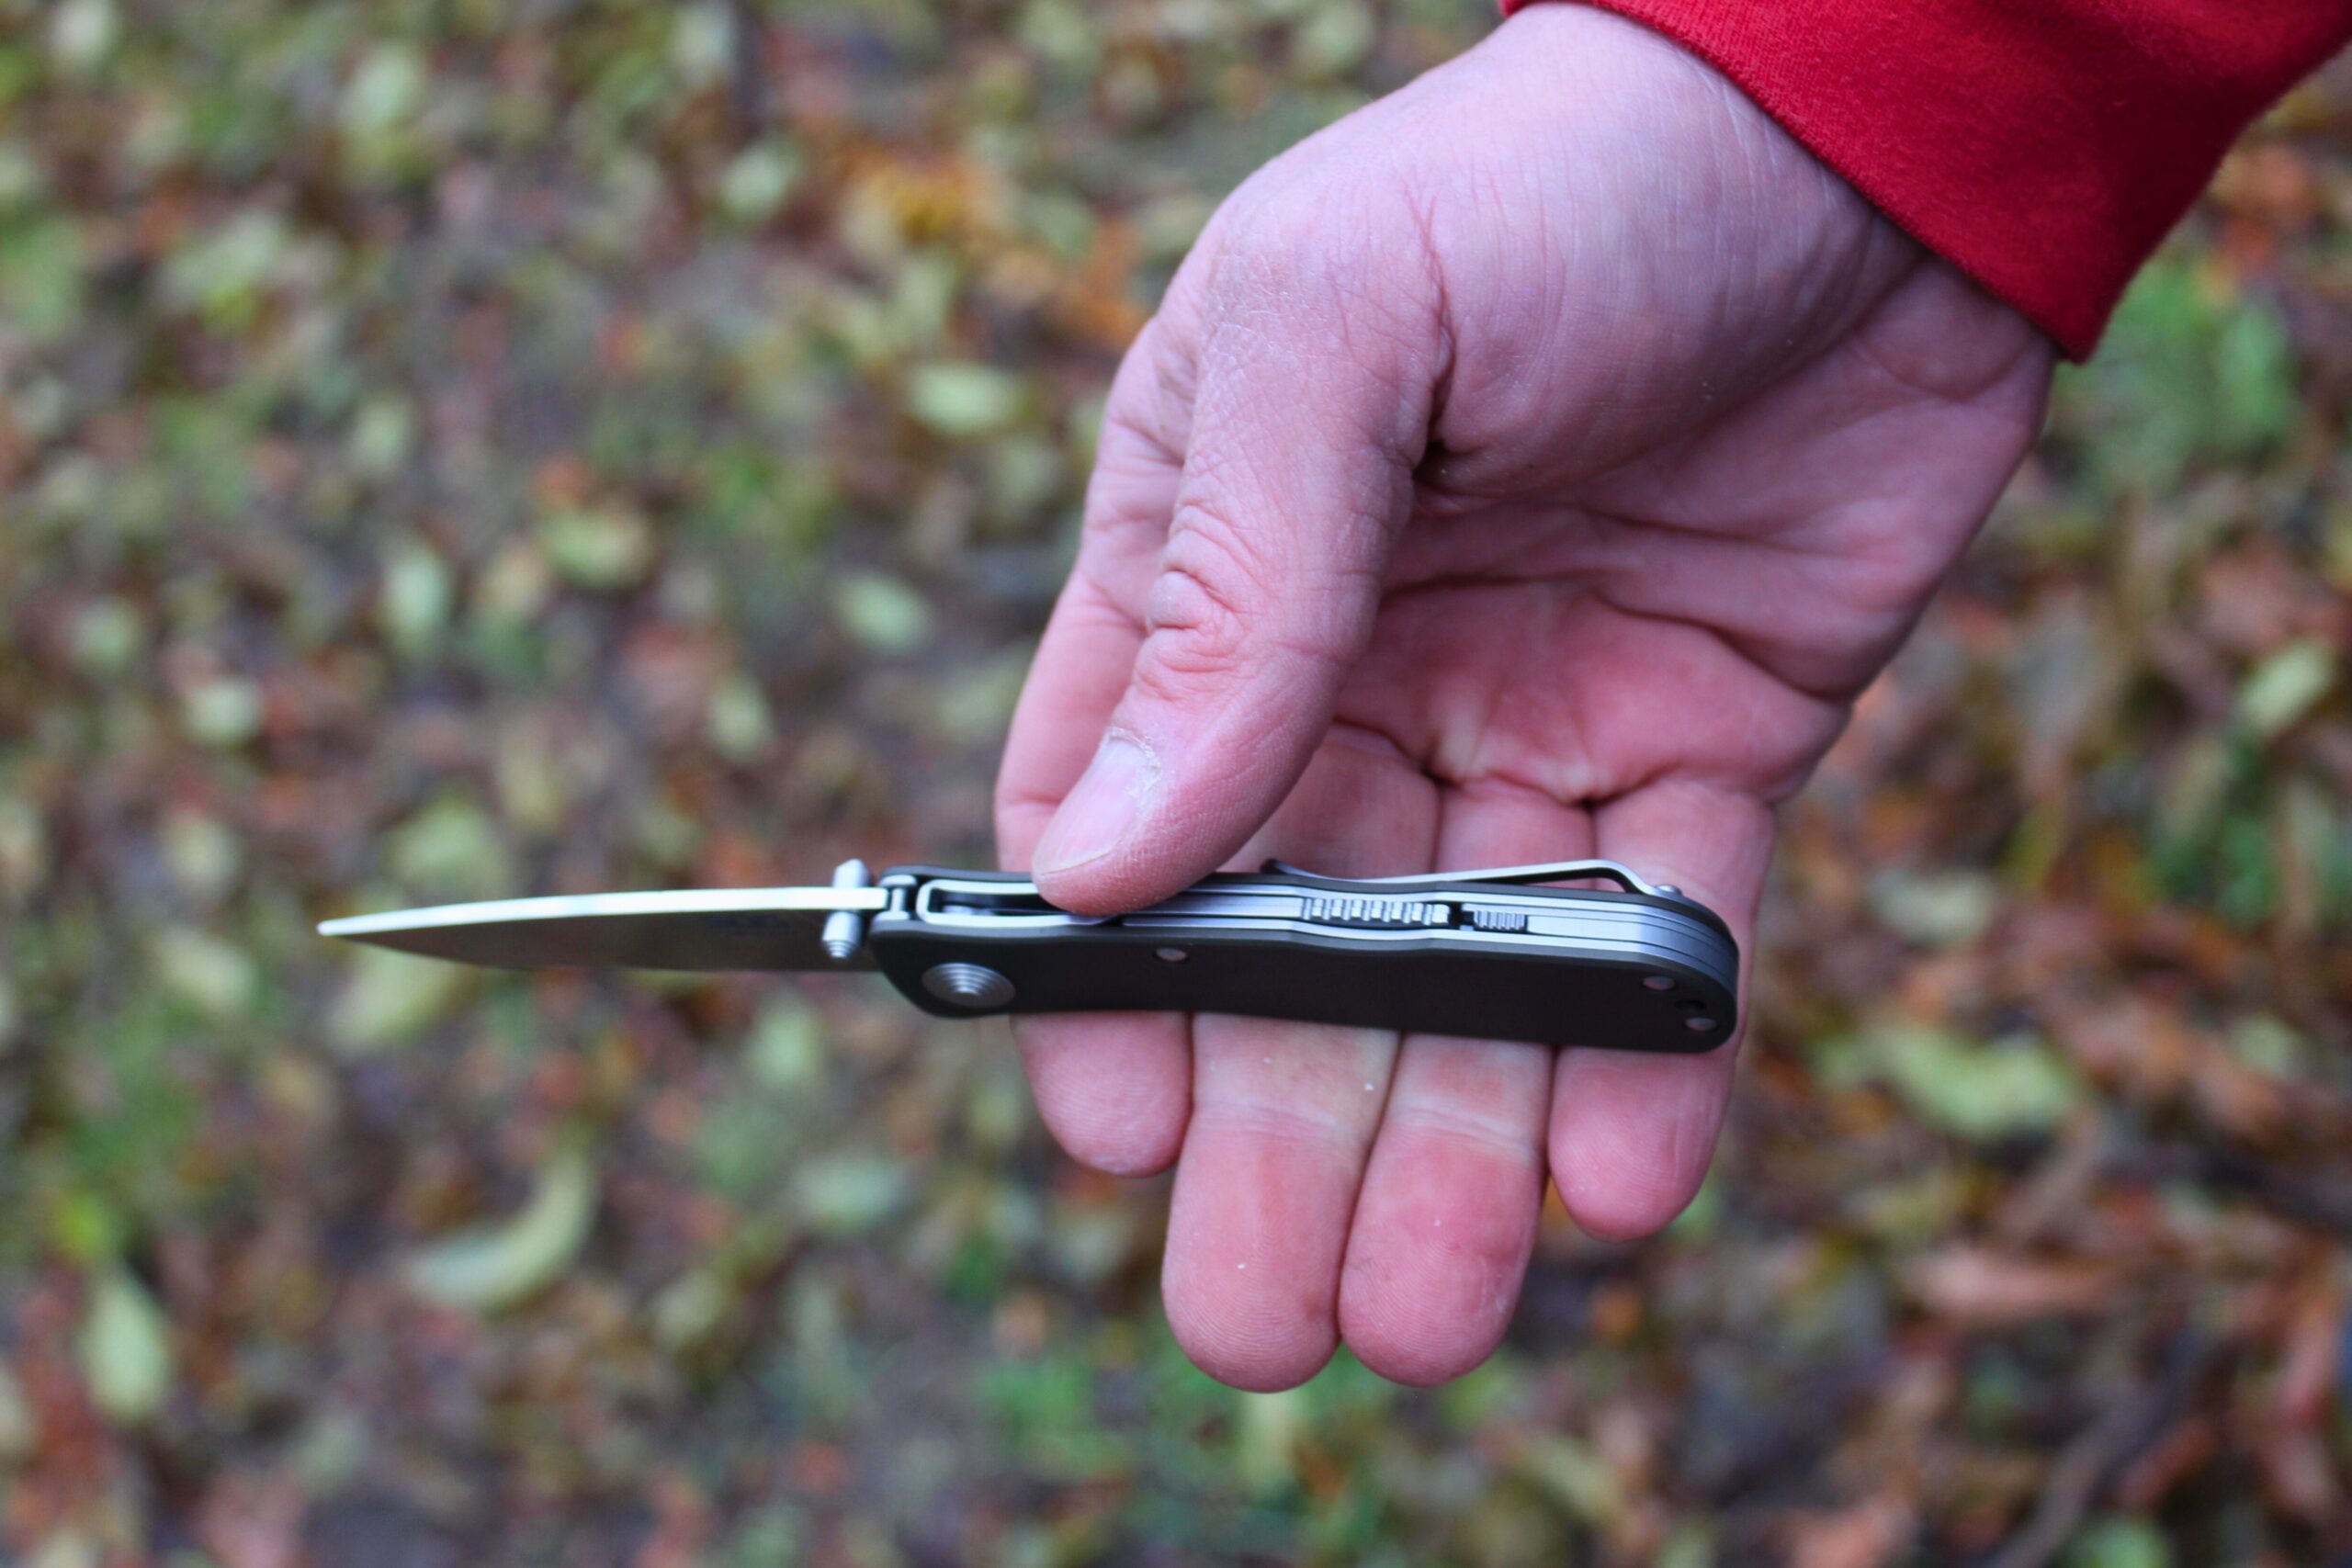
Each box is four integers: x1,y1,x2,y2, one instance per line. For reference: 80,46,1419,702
1978,1336,2211,1568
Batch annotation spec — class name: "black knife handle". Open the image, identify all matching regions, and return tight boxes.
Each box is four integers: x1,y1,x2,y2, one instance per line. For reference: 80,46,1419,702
865,867,1736,1054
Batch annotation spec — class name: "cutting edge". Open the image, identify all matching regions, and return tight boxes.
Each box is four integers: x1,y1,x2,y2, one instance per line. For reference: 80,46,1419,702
317,884,893,968
319,885,890,942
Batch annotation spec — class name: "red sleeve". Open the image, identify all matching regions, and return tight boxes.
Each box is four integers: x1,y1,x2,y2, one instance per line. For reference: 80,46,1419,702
1503,0,2352,357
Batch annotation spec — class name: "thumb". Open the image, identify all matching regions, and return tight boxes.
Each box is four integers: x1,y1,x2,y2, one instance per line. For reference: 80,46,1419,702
1031,293,1430,915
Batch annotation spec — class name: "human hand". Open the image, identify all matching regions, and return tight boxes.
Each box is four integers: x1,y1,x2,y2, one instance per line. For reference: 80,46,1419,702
995,5,2054,1389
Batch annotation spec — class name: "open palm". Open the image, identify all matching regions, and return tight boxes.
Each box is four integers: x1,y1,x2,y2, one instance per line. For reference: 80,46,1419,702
996,6,2054,1390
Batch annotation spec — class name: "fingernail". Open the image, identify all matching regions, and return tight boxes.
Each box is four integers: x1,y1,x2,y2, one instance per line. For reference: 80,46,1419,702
1035,732,1157,876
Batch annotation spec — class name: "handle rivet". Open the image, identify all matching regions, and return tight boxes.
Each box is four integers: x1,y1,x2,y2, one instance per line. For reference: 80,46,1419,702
1642,974,1675,991
922,962,1016,1009
1155,947,1188,964
1655,885,1680,897
1684,1015,1719,1033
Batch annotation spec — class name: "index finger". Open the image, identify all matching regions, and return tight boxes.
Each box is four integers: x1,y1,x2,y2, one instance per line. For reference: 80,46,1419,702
994,333,1196,1178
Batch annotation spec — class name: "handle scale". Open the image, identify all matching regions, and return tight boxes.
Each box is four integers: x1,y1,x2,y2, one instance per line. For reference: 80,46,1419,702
866,866,1736,1054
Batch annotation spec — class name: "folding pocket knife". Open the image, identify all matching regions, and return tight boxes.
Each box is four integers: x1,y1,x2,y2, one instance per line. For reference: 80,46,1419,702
321,860,1738,1053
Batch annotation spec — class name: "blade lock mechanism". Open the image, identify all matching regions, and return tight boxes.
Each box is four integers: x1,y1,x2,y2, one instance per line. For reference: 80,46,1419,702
322,860,1738,1055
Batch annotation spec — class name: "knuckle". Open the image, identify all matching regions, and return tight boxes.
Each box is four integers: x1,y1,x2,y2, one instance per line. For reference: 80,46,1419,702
1102,313,1195,459
1381,1101,1545,1168
1140,505,1270,682
1202,180,1437,361
1137,497,1368,701
1191,1092,1362,1154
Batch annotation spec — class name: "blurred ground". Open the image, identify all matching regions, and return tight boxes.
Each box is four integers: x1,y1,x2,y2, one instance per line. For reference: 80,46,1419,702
4,2,2352,1565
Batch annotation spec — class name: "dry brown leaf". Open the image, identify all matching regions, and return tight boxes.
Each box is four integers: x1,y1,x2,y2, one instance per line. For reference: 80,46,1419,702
1782,1495,1917,1568
1905,1246,2121,1326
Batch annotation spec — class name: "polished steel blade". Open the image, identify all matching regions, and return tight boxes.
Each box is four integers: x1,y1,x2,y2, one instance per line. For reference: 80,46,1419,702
319,886,889,972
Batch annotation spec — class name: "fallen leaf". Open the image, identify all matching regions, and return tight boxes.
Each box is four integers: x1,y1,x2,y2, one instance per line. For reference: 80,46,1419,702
833,571,933,654
1905,1246,2119,1326
2237,638,2336,738
77,1268,173,1426
1868,1024,2083,1142
406,1146,598,1310
904,361,1027,439
328,945,468,1052
791,1156,908,1236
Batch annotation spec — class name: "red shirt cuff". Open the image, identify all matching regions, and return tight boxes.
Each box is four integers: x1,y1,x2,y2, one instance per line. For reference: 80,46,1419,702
1506,0,2352,357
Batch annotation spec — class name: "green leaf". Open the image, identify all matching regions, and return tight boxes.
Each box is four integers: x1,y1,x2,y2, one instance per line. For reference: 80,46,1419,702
160,808,240,901
387,797,510,902
1667,1168,1722,1239
539,504,656,591
180,676,265,748
161,210,292,329
0,1360,32,1462
671,4,735,85
328,945,467,1052
904,361,1026,439
792,1155,908,1235
407,1147,598,1310
715,1506,806,1568
1875,1025,2082,1142
1515,1434,1623,1526
0,214,85,342
2067,1517,2170,1568
719,140,805,223
48,1190,124,1266
1236,1385,1306,1495
148,929,258,1021
706,671,775,761
1291,0,1376,78
48,0,117,71
833,570,932,654
77,1269,173,1427
2061,261,2299,492
0,797,47,899
348,395,415,476
67,597,142,676
2229,1013,2305,1077
342,44,425,139
2237,638,2335,739
381,540,454,659
1869,870,2000,948
650,1267,732,1354
748,998,826,1093
1655,1525,1718,1568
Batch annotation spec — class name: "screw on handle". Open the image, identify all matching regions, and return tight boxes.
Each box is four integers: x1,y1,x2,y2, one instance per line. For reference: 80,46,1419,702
922,962,1016,1009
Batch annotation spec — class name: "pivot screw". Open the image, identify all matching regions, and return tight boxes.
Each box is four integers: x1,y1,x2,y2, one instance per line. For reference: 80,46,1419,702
922,962,1016,1010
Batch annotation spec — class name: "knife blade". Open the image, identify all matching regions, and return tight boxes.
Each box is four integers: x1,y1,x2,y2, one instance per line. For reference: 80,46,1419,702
319,885,889,972
321,858,1740,1054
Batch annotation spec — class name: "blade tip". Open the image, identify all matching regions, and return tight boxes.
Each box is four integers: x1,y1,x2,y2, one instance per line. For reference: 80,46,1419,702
318,914,385,942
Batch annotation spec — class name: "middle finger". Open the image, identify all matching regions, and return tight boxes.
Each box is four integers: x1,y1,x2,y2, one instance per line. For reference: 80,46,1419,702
1159,729,1440,1391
